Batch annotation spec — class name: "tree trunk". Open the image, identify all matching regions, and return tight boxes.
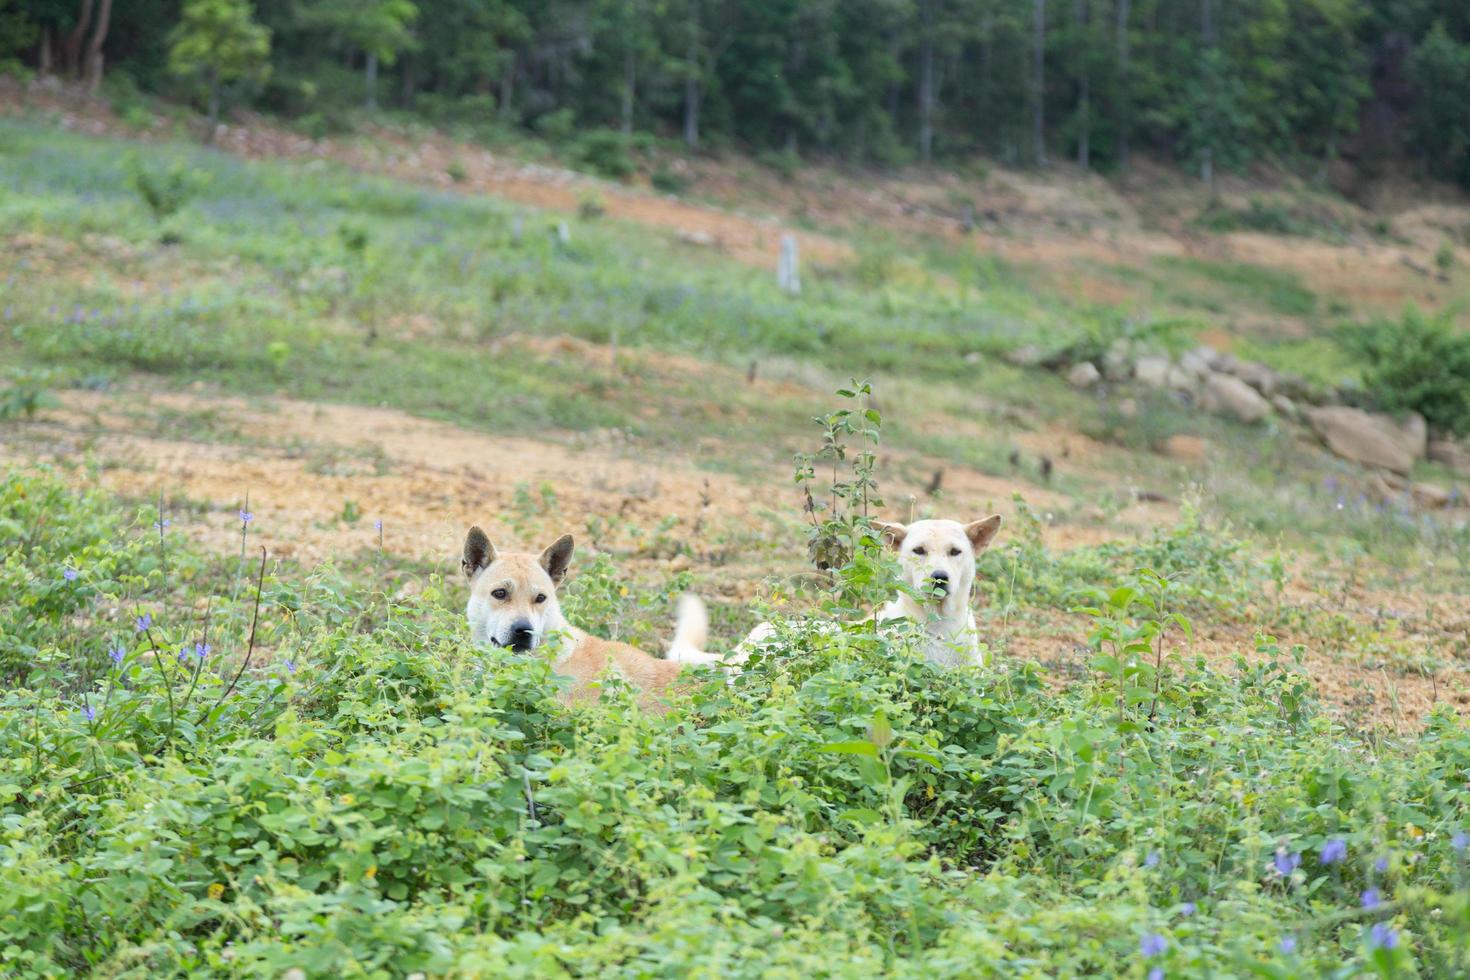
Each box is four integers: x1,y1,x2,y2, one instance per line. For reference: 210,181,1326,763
1033,0,1047,167
683,75,700,149
621,50,636,136
498,56,515,121
64,0,94,77
1075,0,1089,169
683,10,700,149
365,51,379,111
1117,0,1128,170
83,0,112,92
400,58,415,107
206,67,220,141
918,0,935,164
39,27,53,76
1200,0,1215,188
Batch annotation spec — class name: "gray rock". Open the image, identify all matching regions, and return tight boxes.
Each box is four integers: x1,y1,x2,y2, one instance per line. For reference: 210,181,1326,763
1204,372,1272,424
1166,365,1196,391
1066,361,1102,388
1411,482,1453,509
1232,361,1280,397
1400,412,1428,460
1178,345,1219,378
1270,394,1298,420
1002,345,1047,368
1305,406,1419,475
1428,438,1470,477
1134,355,1172,389
1102,347,1134,382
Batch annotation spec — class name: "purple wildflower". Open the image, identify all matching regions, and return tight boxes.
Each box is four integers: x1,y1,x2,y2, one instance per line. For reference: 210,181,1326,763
153,518,171,530
1279,936,1297,955
374,519,383,532
284,659,296,674
178,646,190,663
1274,849,1301,876
239,509,253,524
1452,832,1469,853
1179,902,1196,916
195,642,211,660
109,645,125,665
1145,851,1161,869
63,567,78,582
1375,856,1390,873
83,704,95,722
1320,839,1348,865
1361,888,1383,909
1140,933,1167,957
1369,923,1398,950
1148,969,1164,980
135,613,152,632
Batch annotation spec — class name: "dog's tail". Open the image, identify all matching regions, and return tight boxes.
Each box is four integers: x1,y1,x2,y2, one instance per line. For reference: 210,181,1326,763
667,593,714,663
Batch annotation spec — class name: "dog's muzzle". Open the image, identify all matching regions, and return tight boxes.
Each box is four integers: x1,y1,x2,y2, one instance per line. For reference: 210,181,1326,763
927,570,951,597
493,621,537,653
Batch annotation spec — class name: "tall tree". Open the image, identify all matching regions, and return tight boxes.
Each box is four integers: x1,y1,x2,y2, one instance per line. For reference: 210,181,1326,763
1033,0,1047,165
168,0,271,137
299,0,418,111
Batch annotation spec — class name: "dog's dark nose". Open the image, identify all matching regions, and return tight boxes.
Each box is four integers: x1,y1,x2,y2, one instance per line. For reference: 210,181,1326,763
509,621,535,651
929,570,950,594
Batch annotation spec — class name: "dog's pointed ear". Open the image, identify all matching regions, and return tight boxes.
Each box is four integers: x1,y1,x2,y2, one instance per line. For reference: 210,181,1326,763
463,526,495,577
965,515,1002,552
539,534,575,584
871,520,908,550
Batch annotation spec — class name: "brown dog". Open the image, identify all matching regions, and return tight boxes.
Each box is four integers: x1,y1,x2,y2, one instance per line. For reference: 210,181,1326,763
462,527,717,707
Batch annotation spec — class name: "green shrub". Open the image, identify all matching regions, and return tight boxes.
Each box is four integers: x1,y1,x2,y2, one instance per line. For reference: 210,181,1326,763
127,156,210,221
1342,307,1470,435
650,165,688,195
570,128,636,180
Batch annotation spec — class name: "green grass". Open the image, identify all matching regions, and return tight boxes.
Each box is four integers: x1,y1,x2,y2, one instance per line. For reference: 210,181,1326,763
1154,256,1319,319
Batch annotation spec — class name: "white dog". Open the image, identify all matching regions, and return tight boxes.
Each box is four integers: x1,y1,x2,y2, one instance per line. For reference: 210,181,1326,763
718,515,1003,668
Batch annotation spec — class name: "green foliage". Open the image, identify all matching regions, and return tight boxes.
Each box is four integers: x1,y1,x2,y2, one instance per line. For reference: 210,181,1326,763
126,155,211,221
0,368,58,420
2,465,1469,974
168,0,272,121
1342,307,1470,435
1407,22,1470,186
570,128,636,180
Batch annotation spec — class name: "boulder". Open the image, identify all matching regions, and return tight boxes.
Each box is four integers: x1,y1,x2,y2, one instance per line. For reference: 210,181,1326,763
1270,394,1298,420
1166,365,1196,391
1428,438,1470,477
1002,344,1047,368
1178,346,1219,378
1204,372,1272,424
1134,355,1172,389
1232,360,1279,397
1411,482,1453,509
1400,412,1428,460
1066,361,1102,388
1105,340,1134,382
1305,406,1419,475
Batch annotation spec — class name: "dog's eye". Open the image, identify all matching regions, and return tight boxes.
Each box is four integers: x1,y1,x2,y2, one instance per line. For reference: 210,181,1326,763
490,588,508,600
534,593,547,604
911,546,926,556
949,547,962,556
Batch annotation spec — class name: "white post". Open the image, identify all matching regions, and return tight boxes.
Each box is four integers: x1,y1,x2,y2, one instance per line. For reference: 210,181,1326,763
777,233,801,295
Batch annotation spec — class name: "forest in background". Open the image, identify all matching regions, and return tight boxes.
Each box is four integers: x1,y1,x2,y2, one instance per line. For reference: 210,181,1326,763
2,0,1470,189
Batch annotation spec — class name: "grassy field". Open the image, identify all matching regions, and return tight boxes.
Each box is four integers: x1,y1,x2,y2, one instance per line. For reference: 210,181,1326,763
2,116,1470,976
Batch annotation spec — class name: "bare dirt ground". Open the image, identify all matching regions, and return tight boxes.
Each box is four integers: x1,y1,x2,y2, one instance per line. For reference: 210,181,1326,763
5,383,1466,727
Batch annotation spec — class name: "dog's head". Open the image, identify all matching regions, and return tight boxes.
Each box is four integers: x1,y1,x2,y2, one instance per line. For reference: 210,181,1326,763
462,527,574,652
872,516,1002,606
